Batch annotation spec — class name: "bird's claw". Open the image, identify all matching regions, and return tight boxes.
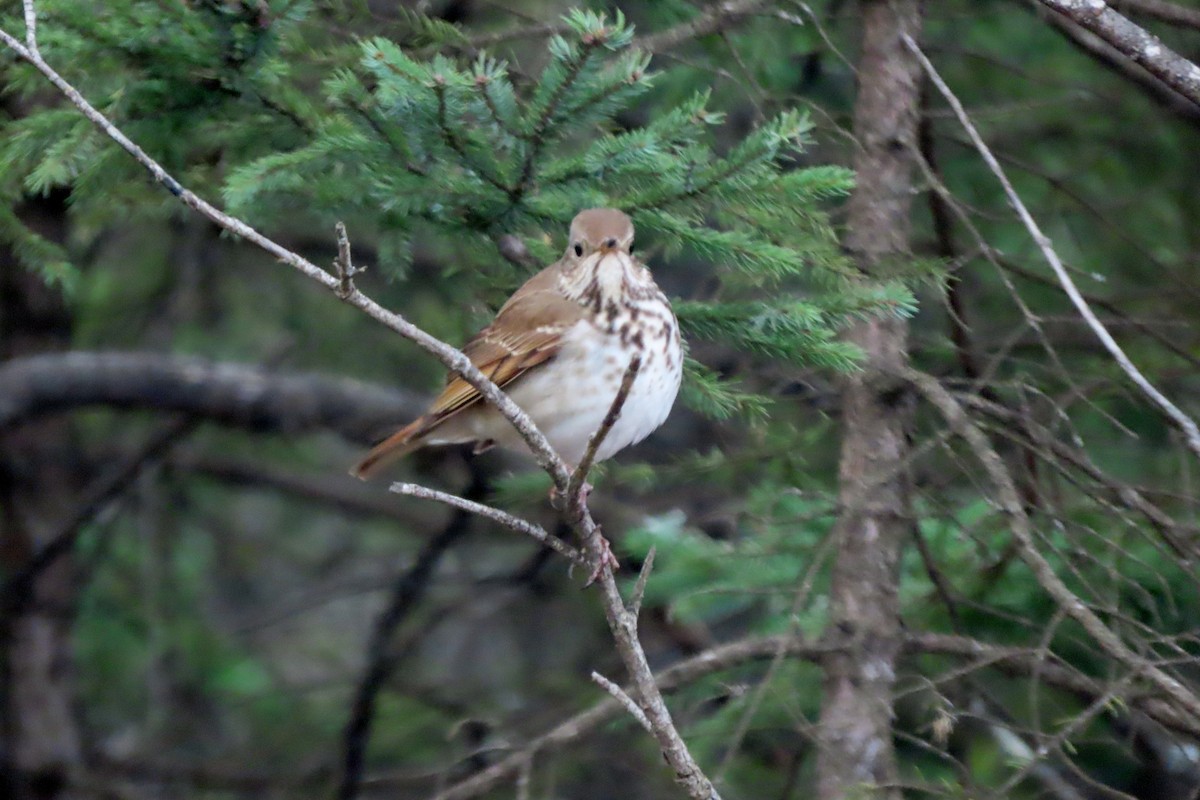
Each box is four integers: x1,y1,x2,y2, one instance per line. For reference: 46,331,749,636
549,481,594,511
584,527,619,587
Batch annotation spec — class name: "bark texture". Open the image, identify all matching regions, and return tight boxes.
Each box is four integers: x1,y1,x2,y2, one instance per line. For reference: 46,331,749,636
0,193,84,800
817,2,923,798
0,351,423,444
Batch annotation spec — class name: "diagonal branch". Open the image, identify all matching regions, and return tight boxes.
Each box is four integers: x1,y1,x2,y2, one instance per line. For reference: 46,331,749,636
0,416,197,613
566,356,641,511
1034,0,1200,105
1114,0,1200,31
906,33,1200,463
1031,0,1200,125
897,367,1200,726
338,476,481,800
0,16,571,490
0,5,721,796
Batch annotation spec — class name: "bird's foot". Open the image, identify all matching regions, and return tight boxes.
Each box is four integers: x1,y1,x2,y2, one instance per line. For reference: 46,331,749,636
584,526,620,587
549,481,593,511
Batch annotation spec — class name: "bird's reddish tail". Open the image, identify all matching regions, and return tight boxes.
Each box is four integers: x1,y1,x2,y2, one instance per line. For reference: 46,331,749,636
350,417,430,480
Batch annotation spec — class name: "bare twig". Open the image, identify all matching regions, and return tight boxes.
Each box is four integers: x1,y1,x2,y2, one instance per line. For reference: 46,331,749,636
906,34,1200,462
0,415,197,613
592,671,653,732
1113,0,1200,29
515,756,532,800
898,367,1200,726
0,17,571,489
338,496,477,800
637,0,772,52
412,634,841,800
1032,0,1200,106
390,483,586,568
584,534,721,798
566,356,642,509
21,0,38,57
334,221,365,299
408,628,1200,800
0,6,721,796
628,546,656,620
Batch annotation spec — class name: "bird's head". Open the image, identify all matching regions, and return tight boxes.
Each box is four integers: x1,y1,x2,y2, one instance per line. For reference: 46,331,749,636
559,208,656,308
566,208,634,261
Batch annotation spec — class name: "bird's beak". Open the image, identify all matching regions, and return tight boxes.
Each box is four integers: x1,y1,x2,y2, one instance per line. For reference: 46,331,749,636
599,238,619,254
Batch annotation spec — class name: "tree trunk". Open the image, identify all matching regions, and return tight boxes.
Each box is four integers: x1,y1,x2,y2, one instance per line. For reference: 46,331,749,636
0,192,84,800
817,2,923,798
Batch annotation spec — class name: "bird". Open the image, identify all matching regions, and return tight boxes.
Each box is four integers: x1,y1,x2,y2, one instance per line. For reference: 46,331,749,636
351,208,682,480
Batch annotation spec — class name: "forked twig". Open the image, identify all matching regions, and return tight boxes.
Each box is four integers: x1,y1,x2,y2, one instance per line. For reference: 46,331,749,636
592,671,653,732
334,221,365,299
0,6,719,797
905,33,1200,462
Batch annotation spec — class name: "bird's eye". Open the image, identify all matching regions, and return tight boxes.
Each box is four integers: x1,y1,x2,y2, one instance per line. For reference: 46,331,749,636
628,242,634,254
573,243,584,257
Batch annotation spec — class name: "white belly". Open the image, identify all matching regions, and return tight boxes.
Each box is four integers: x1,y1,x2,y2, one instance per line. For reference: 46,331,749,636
438,318,682,467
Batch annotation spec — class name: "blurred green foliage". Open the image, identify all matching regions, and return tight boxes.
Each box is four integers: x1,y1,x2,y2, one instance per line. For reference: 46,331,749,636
2,0,1199,798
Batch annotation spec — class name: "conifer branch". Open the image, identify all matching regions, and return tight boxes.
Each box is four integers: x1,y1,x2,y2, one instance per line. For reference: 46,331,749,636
432,81,511,194
0,9,726,797
474,67,524,139
513,35,600,199
0,13,571,489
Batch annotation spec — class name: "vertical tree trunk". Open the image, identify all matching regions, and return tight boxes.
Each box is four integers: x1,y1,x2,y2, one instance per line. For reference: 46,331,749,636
817,2,923,798
0,192,84,800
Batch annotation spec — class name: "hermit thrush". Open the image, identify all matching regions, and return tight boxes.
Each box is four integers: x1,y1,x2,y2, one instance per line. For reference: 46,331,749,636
352,208,683,479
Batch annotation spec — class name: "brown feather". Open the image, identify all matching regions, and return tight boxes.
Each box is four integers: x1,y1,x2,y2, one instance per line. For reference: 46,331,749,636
350,416,436,479
351,260,585,479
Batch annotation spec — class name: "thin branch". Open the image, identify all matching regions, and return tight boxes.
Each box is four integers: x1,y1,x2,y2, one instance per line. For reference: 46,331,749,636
628,546,655,620
411,635,840,800
592,671,653,732
334,221,364,299
0,351,423,445
906,34,1200,462
566,356,641,509
0,416,197,613
1113,0,1200,30
0,21,571,489
22,0,38,57
897,367,1200,726
407,629,1200,800
338,478,480,800
636,0,772,52
1033,0,1200,105
0,8,721,796
585,531,721,799
390,483,586,568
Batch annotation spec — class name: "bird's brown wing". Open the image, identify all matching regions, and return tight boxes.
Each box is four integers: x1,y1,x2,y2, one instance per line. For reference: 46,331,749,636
351,265,582,479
